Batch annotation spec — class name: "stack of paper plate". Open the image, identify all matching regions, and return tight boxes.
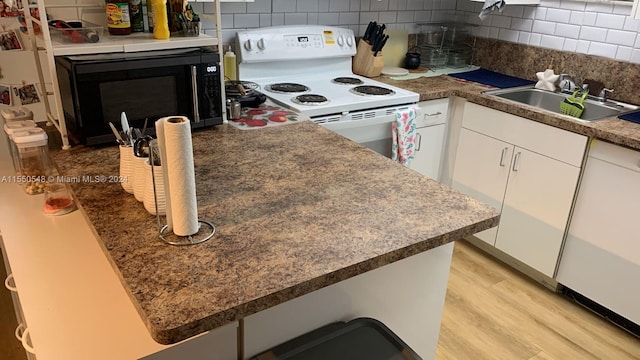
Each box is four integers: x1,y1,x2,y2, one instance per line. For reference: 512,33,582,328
381,66,409,76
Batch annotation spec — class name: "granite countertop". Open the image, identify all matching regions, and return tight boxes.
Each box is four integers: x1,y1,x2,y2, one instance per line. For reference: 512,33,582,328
377,75,640,151
53,121,499,345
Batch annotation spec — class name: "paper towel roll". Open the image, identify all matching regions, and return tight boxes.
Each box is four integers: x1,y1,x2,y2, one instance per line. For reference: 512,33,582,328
155,116,199,236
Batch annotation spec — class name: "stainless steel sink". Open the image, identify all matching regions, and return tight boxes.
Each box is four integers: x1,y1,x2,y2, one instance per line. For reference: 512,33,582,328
484,86,639,122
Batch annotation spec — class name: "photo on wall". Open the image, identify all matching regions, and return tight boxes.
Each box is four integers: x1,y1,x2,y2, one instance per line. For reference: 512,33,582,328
13,83,39,105
0,29,22,51
0,84,11,105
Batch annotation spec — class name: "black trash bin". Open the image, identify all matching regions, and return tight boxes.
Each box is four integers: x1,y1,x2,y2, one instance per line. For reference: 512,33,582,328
251,317,422,360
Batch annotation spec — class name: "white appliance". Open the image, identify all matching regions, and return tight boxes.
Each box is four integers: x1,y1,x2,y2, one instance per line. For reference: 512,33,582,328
236,25,420,157
556,140,640,336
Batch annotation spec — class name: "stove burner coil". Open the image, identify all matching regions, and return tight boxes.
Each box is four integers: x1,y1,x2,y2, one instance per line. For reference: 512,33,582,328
332,77,364,85
292,94,329,105
350,85,396,96
265,83,310,93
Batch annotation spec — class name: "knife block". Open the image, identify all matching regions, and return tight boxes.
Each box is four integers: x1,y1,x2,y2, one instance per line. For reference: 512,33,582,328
353,39,384,78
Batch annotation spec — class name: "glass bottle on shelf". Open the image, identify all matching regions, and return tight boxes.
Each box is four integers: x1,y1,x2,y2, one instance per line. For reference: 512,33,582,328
130,0,144,32
106,0,132,35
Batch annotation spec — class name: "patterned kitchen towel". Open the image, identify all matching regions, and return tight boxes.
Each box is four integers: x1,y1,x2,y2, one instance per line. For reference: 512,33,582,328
479,0,505,21
392,107,418,167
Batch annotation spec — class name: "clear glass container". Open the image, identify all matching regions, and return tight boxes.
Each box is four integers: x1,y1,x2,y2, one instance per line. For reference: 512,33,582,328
43,181,76,215
12,128,50,195
4,120,38,175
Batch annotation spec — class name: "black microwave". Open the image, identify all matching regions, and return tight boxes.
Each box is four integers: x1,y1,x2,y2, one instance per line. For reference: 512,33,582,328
55,47,222,146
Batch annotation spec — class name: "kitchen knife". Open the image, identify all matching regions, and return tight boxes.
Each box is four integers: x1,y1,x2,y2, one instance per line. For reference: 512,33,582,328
109,122,125,145
121,112,131,145
363,21,376,43
373,35,389,56
374,24,386,42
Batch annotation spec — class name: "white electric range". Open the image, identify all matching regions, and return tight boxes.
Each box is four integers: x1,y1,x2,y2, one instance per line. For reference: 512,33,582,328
235,25,420,157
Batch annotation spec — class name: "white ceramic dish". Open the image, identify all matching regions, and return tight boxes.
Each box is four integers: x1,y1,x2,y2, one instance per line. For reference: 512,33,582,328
381,66,409,76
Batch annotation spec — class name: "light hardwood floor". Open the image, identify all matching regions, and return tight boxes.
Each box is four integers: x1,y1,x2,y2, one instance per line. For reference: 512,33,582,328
437,240,640,360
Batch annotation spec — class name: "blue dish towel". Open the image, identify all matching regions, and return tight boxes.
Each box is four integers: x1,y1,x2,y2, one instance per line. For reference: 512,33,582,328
618,111,640,124
392,107,418,167
449,68,535,89
480,0,506,20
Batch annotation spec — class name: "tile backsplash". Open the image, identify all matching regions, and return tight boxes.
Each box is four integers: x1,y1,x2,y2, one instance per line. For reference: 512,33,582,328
199,0,640,65
456,0,640,64
199,0,458,44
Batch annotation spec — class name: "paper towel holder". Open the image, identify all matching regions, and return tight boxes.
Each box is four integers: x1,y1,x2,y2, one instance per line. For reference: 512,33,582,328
149,140,215,246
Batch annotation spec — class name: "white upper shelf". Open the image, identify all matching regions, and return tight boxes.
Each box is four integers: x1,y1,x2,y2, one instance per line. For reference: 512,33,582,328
51,32,219,56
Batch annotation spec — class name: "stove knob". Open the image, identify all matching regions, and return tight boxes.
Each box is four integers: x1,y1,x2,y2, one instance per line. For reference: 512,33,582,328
243,40,252,51
346,36,354,47
257,38,266,50
337,35,344,47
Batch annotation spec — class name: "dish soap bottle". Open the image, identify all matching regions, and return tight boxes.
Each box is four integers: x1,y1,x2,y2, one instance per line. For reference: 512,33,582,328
151,0,169,39
224,46,237,81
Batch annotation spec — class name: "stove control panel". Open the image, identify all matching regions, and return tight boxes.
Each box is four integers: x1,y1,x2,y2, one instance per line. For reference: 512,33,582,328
236,25,356,63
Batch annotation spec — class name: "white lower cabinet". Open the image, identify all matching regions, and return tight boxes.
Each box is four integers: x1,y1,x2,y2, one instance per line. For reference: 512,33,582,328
452,103,587,278
242,243,454,360
1,235,37,360
496,146,582,276
557,140,640,325
410,99,449,181
140,322,238,360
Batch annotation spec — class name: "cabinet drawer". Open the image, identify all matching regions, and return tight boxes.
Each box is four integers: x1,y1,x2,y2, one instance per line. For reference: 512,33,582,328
462,102,587,167
416,99,449,127
589,140,640,172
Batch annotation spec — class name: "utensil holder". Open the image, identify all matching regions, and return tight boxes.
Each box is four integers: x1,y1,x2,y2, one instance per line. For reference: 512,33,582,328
133,155,147,202
352,39,384,78
119,145,134,193
147,139,215,246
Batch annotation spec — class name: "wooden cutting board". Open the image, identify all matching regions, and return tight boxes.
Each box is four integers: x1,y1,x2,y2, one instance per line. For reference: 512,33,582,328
381,29,408,68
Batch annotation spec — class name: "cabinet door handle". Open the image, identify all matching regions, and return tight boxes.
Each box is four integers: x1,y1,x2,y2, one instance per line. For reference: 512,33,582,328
424,111,442,117
4,273,17,292
512,151,521,172
21,327,35,354
415,132,422,151
499,147,509,167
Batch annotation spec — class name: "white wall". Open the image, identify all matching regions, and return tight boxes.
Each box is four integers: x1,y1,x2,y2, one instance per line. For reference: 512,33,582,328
456,0,640,63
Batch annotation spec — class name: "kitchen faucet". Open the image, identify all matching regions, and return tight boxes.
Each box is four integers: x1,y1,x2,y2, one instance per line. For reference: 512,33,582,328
558,74,579,93
557,74,614,102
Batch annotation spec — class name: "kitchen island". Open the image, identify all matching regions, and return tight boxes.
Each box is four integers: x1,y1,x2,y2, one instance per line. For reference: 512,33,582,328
0,120,499,359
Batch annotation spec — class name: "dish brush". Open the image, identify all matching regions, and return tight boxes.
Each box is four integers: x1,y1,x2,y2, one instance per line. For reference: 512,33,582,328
560,89,588,118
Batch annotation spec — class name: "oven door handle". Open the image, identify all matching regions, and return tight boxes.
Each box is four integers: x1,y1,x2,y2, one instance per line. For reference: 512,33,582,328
191,65,200,123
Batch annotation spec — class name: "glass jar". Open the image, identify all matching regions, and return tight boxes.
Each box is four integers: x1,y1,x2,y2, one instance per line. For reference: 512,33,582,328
4,120,37,175
12,128,50,195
